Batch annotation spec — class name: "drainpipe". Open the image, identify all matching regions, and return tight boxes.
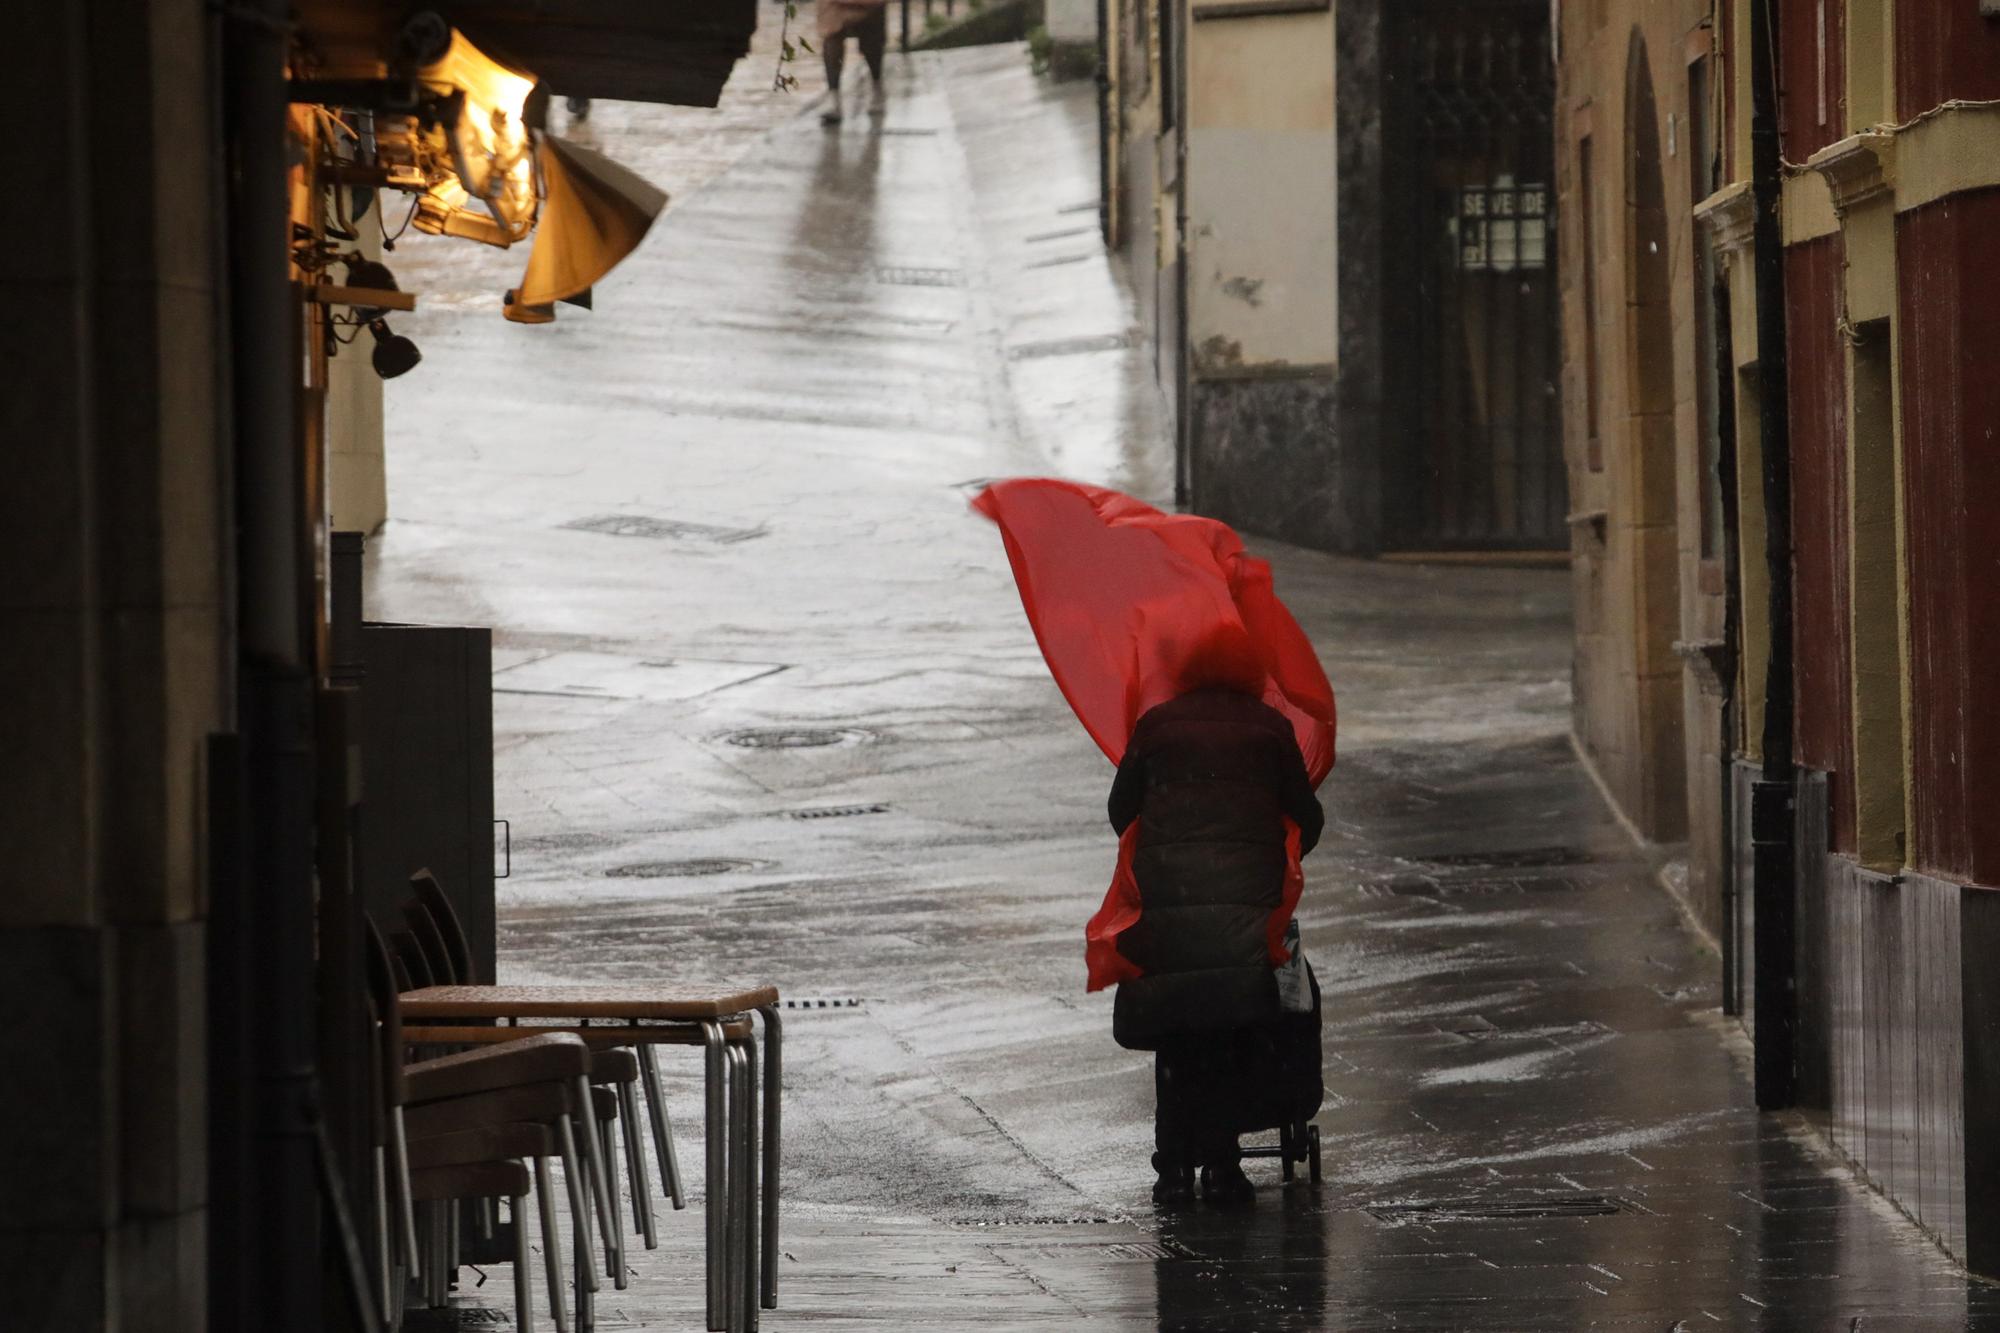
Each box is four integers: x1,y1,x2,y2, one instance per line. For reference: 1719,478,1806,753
1171,3,1191,510
1747,0,1798,1110
1715,265,1742,1018
211,0,325,1323
1096,0,1112,245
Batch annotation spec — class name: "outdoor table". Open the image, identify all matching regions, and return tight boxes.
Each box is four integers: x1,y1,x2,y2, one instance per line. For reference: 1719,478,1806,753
401,984,782,1332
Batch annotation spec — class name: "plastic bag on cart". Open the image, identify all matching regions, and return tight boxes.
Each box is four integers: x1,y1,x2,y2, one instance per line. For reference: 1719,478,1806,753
1275,919,1312,1014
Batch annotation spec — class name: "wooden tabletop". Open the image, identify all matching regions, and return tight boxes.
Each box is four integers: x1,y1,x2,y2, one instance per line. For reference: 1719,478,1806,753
400,983,780,1021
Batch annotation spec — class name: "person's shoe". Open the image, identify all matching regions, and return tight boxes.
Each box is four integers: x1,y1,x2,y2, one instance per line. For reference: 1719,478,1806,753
1151,1167,1195,1206
868,77,887,113
565,95,591,123
1200,1161,1255,1206
821,88,844,125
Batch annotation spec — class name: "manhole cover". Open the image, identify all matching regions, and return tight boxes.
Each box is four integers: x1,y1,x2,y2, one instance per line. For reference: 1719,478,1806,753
561,513,766,544
725,727,874,749
789,803,890,820
875,265,964,287
604,858,766,879
1367,1194,1630,1224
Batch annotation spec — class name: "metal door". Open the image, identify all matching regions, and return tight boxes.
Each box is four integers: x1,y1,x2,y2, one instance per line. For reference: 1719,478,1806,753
1383,0,1564,550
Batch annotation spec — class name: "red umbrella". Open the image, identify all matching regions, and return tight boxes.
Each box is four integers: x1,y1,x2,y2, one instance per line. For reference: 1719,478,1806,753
972,479,1335,990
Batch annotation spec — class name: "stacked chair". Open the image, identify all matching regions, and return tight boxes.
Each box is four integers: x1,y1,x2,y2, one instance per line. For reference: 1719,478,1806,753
367,870,780,1333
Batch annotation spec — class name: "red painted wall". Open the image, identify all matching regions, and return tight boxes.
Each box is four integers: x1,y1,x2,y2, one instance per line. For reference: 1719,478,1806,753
1897,191,2000,886
1780,0,1846,157
1785,236,1855,854
1896,0,2000,119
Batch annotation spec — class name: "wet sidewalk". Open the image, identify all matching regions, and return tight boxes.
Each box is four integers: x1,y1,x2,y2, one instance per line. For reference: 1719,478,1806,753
376,40,1996,1332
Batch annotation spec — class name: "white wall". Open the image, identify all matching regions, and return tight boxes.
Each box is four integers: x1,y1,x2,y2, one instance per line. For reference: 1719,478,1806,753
1046,0,1098,46
1183,7,1337,372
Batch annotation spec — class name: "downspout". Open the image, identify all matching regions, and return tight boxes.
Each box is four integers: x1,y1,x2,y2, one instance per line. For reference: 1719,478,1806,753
1096,0,1112,245
213,0,326,1324
1747,0,1798,1109
1172,0,1192,510
1716,265,1742,1018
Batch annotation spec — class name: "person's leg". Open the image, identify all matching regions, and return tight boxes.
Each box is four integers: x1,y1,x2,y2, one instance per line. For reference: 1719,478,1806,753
822,33,848,123
1150,1046,1195,1203
1186,1042,1252,1203
859,7,888,107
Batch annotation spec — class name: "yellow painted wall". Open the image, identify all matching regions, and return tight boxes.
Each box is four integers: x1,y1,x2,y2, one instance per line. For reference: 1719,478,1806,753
1183,7,1337,371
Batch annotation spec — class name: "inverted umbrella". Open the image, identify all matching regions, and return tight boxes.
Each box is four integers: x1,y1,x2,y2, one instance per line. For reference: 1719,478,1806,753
504,134,668,322
972,479,1336,990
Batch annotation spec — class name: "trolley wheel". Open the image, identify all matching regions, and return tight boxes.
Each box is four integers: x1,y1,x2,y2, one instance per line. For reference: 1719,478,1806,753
1307,1125,1322,1184
1279,1123,1295,1182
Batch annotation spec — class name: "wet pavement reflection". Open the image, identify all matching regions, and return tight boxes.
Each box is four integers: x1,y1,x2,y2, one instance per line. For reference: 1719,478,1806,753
379,38,2000,1332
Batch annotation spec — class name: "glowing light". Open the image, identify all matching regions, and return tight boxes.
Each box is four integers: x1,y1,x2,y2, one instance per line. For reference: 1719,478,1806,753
418,31,537,241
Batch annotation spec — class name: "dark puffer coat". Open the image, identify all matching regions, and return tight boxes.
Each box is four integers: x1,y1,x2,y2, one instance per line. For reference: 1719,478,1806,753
1107,687,1324,1050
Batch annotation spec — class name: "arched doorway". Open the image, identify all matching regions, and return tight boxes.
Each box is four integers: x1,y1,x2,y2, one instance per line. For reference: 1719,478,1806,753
1623,31,1688,841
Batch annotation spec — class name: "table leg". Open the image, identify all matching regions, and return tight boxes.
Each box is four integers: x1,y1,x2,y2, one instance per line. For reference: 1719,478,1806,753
758,1004,781,1309
743,1035,761,1332
703,1021,727,1332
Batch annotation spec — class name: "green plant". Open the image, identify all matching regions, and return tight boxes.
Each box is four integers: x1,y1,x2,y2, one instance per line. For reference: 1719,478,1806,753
1026,23,1053,76
773,0,815,91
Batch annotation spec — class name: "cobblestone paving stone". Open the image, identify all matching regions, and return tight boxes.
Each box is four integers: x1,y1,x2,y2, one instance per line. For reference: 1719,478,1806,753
382,39,2000,1333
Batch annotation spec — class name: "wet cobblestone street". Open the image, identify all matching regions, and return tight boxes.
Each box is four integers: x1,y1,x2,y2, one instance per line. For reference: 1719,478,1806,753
376,40,2000,1332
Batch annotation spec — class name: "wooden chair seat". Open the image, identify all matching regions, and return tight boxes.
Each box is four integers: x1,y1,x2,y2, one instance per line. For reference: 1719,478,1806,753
408,1122,554,1171
404,1032,590,1105
410,1158,531,1205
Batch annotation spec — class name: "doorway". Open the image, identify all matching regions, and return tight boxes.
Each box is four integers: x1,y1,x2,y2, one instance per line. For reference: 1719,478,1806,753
1382,0,1566,551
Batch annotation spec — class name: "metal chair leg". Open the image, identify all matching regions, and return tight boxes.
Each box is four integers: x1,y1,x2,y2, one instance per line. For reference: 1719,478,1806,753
603,1099,628,1290
638,1043,687,1210
556,1112,600,1294
374,1145,394,1321
618,1077,659,1248
703,1021,728,1332
573,1074,621,1281
758,1004,782,1310
535,1155,570,1333
512,1193,537,1333
390,1107,423,1272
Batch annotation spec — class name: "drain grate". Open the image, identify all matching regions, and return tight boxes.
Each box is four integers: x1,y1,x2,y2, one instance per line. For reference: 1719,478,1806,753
1007,332,1133,361
876,265,964,287
562,513,765,544
781,997,865,1009
1418,846,1593,869
879,126,940,136
604,858,766,879
403,1309,511,1329
789,803,890,820
1367,1194,1630,1224
724,727,874,749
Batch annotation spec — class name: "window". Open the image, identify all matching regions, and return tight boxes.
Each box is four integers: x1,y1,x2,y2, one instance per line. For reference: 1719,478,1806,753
1847,318,1905,870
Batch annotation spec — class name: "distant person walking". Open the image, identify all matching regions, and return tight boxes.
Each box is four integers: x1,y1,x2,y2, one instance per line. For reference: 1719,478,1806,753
819,0,889,124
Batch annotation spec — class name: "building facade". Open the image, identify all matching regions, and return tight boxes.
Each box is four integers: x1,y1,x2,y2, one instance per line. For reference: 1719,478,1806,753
1107,0,1567,557
1559,0,2000,1276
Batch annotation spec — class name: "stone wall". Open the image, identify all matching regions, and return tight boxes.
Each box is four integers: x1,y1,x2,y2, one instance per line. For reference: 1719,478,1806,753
0,0,230,1324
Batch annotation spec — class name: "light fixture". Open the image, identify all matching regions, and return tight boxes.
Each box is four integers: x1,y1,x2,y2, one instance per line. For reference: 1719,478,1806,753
411,28,539,247
368,319,423,379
